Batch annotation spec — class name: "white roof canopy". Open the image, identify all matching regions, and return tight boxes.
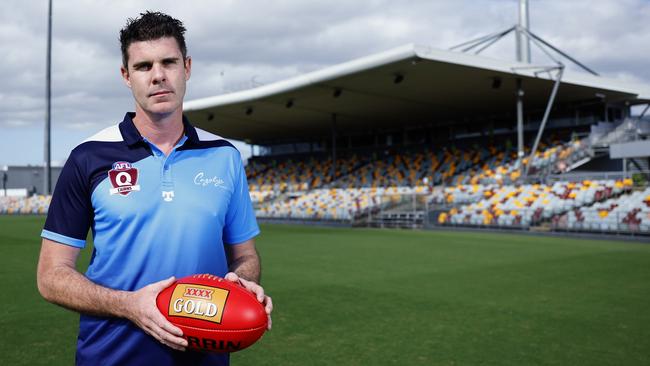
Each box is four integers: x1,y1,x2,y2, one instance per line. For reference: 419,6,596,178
184,44,650,145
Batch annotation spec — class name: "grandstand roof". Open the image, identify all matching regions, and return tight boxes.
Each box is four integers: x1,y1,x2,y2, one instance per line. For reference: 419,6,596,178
184,43,650,145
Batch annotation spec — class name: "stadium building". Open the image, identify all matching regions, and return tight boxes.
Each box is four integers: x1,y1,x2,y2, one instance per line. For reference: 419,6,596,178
179,13,650,235
1,165,62,197
0,165,60,214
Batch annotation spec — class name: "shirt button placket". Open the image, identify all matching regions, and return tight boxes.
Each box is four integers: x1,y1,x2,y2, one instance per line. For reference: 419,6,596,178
161,152,175,202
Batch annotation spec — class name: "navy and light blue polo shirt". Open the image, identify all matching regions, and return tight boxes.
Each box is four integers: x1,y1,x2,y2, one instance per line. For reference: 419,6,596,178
42,112,259,366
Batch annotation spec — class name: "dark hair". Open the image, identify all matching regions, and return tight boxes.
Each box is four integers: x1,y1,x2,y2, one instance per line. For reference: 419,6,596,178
119,11,187,69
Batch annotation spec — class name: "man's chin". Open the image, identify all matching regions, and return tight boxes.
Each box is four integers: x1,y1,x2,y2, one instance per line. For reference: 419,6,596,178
140,103,181,117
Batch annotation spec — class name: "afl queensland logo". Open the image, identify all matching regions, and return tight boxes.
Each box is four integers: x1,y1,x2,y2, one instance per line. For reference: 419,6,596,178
108,161,141,196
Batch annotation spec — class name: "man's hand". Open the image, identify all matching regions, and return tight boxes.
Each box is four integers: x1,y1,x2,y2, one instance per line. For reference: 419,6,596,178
123,276,188,351
38,239,186,351
225,272,273,330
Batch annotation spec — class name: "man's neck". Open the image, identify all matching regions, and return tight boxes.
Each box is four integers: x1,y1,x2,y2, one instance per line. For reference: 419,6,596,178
132,108,185,156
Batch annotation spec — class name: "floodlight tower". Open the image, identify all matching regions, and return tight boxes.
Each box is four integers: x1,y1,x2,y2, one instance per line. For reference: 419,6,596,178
44,0,52,195
515,0,531,171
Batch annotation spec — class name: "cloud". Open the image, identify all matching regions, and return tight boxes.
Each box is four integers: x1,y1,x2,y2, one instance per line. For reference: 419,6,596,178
5,119,33,127
1,0,650,165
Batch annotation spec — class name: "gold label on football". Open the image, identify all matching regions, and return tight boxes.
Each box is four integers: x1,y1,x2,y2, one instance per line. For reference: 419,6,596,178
168,284,229,324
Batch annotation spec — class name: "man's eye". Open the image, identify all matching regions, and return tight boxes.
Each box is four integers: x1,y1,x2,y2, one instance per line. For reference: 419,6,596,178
135,64,151,71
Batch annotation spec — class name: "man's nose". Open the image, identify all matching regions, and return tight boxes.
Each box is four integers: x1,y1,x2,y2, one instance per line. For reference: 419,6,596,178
151,63,166,84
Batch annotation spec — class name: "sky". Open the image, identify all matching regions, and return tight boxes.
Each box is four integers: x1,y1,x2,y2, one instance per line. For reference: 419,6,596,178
1,0,650,167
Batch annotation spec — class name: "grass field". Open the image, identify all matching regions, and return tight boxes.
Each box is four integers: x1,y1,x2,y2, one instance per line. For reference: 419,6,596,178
1,215,649,365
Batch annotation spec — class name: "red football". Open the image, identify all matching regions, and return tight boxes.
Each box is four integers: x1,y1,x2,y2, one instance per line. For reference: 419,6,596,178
156,274,267,353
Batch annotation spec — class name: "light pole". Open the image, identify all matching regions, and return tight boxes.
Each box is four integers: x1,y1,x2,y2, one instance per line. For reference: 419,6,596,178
44,0,52,194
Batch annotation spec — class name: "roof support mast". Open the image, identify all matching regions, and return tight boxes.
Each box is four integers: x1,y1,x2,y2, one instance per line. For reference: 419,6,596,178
515,0,531,174
516,0,531,64
450,0,601,182
331,114,337,183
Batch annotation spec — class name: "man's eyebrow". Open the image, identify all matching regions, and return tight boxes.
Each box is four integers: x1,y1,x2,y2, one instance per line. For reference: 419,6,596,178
162,57,181,63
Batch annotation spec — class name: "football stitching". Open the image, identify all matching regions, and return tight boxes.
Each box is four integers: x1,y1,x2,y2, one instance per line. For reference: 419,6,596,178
180,324,267,333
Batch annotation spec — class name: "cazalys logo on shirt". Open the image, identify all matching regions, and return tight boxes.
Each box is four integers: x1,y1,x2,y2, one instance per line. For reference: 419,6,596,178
194,172,227,189
108,161,141,196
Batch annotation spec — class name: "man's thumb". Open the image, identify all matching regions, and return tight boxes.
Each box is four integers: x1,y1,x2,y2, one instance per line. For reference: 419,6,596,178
153,276,176,291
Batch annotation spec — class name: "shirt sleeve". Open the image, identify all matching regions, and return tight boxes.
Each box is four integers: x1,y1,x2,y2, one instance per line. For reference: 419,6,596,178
42,152,92,248
223,153,260,244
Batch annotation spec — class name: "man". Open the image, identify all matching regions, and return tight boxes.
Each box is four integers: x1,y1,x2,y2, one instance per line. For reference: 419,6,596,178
37,11,272,366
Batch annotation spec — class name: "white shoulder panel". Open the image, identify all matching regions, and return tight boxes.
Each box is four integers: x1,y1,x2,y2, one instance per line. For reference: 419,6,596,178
83,124,123,143
196,128,224,141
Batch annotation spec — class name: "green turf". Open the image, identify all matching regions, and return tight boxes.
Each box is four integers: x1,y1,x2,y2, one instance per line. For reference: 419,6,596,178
1,216,649,365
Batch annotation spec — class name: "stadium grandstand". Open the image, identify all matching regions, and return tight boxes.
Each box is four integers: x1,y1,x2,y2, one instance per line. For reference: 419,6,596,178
179,23,650,236
3,4,650,237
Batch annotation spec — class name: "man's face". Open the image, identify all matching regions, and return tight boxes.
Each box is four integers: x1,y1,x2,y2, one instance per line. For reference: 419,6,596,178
121,37,191,117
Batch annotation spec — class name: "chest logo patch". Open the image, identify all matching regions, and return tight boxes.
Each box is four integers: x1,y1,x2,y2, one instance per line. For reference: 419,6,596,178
194,172,227,189
108,161,141,196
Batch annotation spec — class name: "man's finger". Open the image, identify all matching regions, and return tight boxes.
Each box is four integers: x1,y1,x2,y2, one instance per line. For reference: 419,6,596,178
236,277,265,301
161,339,186,352
248,282,265,302
159,320,185,339
152,309,183,336
224,272,239,282
143,324,162,343
158,330,188,349
264,295,273,314
150,318,187,348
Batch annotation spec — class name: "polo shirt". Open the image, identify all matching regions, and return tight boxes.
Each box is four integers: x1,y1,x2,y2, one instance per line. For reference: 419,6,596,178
42,112,259,366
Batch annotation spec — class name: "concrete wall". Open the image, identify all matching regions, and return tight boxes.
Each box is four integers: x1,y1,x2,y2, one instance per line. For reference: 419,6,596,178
610,140,650,159
1,166,62,195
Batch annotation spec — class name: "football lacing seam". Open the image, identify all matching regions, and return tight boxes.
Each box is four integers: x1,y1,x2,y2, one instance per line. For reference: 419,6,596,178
180,324,267,333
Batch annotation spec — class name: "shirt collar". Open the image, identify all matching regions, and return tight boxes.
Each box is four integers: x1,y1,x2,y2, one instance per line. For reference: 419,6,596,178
118,112,200,147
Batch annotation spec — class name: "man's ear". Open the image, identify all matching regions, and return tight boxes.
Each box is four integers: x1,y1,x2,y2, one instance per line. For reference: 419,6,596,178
120,65,131,88
184,56,192,81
